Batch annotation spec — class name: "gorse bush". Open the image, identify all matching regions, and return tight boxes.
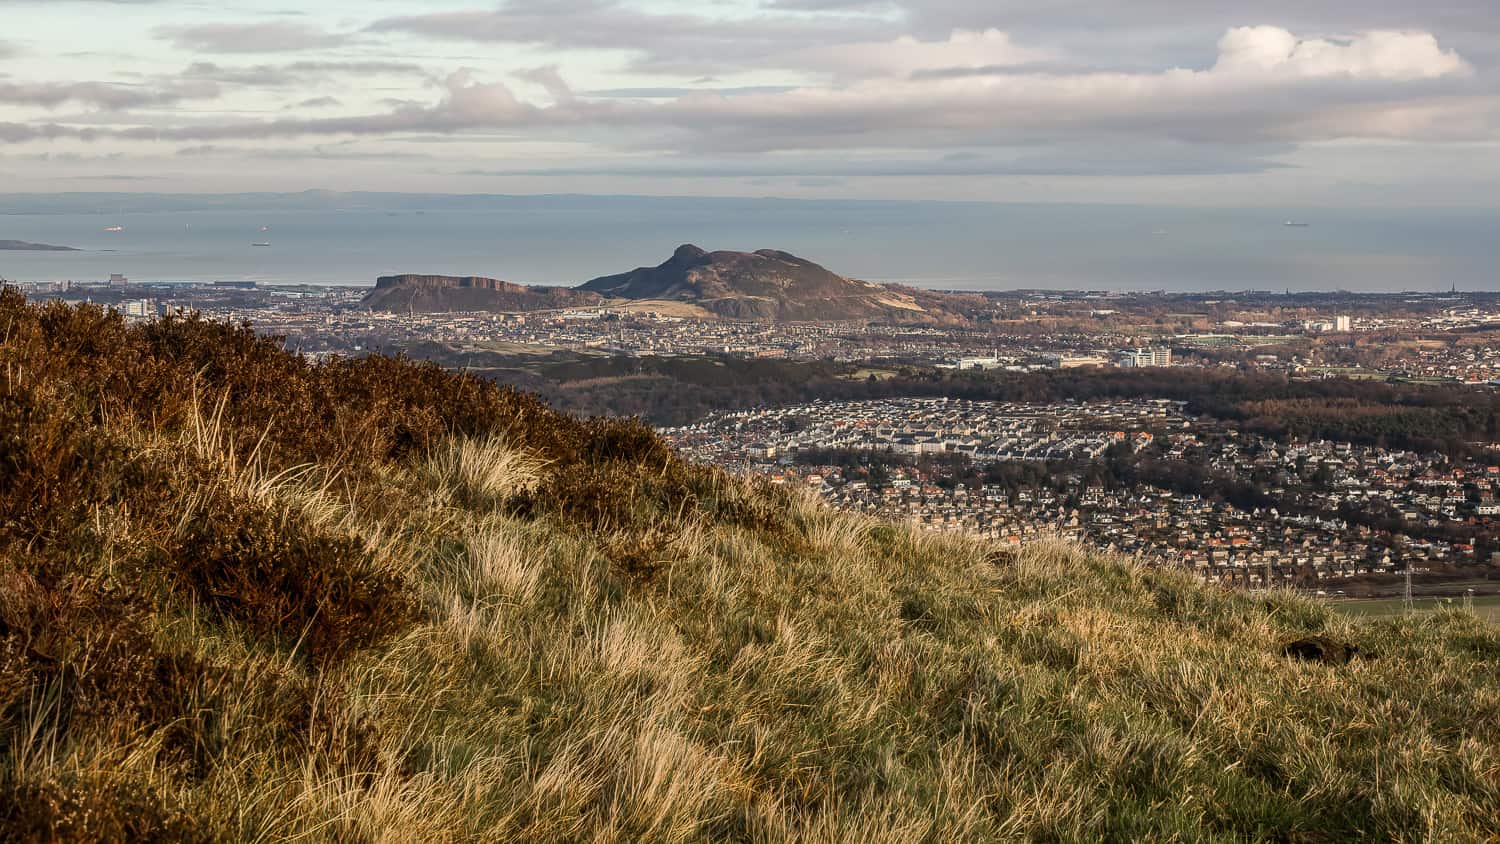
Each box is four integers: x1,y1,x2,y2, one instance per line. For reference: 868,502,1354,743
2,290,1500,841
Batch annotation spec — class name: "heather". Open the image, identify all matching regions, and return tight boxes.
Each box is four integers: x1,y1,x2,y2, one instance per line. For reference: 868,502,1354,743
2,291,1499,841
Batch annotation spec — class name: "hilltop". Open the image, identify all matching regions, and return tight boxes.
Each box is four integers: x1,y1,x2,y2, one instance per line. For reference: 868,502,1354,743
3,291,1500,841
363,274,601,312
366,245,973,322
580,244,963,322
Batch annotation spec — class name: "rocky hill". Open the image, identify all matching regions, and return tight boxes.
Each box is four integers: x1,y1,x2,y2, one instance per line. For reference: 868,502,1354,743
580,244,963,322
6,292,1498,841
364,247,972,322
364,274,600,312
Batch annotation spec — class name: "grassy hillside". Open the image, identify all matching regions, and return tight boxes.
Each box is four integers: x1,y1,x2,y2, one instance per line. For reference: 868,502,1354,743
3,291,1500,841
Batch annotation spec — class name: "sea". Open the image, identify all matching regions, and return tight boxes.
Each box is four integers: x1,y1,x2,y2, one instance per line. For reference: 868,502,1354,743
1,194,1493,292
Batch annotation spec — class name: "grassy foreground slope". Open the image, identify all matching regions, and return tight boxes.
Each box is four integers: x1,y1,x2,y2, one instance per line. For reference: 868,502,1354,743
2,293,1499,842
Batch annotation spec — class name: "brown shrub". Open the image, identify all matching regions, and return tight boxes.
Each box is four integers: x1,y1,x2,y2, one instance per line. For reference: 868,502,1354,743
0,774,208,843
0,289,575,478
0,567,209,763
173,497,416,664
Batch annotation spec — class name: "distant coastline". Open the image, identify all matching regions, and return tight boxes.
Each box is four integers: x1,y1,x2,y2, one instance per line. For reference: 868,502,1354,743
0,239,79,251
0,195,1490,291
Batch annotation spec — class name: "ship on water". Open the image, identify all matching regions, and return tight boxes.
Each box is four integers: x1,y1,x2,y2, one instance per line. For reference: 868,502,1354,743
252,241,271,247
1283,220,1310,227
104,225,124,232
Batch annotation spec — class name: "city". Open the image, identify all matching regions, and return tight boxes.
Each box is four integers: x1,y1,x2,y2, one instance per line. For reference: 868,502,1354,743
15,275,1500,381
13,273,1500,600
666,398,1499,594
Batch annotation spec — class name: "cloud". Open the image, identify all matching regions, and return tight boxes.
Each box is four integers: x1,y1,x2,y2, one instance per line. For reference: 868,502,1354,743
2,25,1490,161
291,96,343,110
154,21,351,54
0,40,16,60
0,79,220,110
59,173,164,181
175,142,429,161
1213,27,1471,79
513,66,574,104
95,70,554,142
182,60,426,87
368,0,897,73
789,29,1053,79
763,0,895,8
583,86,797,99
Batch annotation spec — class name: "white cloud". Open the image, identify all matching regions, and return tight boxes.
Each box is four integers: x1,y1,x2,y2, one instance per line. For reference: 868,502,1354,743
789,29,1052,78
1213,27,1471,80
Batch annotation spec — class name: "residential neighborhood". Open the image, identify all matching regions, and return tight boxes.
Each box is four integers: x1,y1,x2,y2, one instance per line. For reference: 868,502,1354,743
666,398,1500,591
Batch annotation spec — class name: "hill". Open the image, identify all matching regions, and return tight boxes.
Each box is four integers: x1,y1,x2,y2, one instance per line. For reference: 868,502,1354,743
0,239,78,251
3,291,1500,840
579,244,965,322
363,274,601,312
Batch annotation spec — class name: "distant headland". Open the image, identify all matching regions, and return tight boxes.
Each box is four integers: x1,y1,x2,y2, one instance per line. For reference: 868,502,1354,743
0,240,79,251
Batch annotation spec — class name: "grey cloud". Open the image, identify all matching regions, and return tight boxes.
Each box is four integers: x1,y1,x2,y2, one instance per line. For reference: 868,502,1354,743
183,61,427,87
291,96,343,109
183,62,296,87
368,0,898,73
881,0,1500,70
4,17,1492,175
0,79,221,110
12,56,1492,154
176,142,429,161
911,63,1101,80
60,173,164,181
9,150,124,163
154,21,352,53
582,86,797,99
894,0,1500,35
84,71,560,142
0,122,100,143
763,0,895,8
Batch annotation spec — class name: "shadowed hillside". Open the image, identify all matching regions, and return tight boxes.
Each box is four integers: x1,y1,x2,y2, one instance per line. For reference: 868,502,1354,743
364,274,601,313
3,291,1500,841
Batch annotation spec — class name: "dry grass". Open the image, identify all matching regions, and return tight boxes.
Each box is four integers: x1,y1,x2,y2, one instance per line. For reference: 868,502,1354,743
4,293,1500,841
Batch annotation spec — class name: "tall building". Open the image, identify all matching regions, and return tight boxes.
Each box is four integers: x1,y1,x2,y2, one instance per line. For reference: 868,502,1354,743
1118,347,1173,368
121,299,155,318
1335,315,1352,332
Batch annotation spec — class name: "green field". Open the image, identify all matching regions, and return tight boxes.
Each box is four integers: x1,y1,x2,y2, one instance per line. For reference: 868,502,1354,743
1333,595,1500,622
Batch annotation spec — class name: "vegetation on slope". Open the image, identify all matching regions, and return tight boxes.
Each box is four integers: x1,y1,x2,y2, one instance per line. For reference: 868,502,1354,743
3,291,1500,841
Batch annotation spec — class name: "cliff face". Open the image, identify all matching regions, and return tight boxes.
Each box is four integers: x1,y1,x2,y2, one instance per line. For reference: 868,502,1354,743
364,274,601,312
374,275,526,293
579,244,964,323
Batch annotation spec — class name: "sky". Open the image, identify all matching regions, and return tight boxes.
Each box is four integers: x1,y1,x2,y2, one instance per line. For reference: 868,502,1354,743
0,0,1497,207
